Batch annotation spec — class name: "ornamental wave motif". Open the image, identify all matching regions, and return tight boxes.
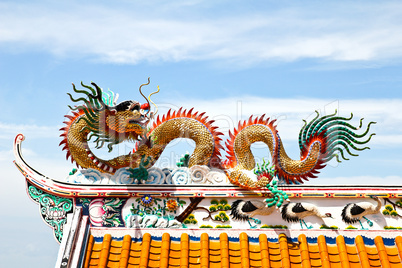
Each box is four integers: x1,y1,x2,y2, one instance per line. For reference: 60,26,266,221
28,184,73,242
65,166,229,185
190,165,209,184
60,80,375,189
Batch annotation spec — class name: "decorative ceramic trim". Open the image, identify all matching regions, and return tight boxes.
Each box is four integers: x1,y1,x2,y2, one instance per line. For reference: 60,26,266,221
15,134,402,198
27,182,73,242
63,166,229,185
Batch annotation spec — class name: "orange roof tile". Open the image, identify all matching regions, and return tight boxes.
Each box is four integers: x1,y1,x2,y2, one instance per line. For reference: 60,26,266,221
82,232,402,268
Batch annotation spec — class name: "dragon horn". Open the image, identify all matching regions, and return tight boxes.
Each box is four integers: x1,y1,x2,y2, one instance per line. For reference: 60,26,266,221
148,85,160,116
139,77,151,116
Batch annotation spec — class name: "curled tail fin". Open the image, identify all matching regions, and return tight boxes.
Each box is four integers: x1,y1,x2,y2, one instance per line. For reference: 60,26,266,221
299,111,376,163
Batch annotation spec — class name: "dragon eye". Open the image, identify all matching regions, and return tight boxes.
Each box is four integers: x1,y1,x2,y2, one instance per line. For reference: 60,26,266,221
130,103,140,111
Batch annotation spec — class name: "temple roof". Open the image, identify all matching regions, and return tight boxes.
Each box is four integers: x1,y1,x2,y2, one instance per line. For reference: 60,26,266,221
15,133,402,267
83,231,402,268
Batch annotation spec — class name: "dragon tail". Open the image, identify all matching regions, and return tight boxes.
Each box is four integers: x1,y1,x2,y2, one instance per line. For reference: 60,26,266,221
224,111,375,188
277,110,376,184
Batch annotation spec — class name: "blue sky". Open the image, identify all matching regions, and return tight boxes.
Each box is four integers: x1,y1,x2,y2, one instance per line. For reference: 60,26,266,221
1,0,402,266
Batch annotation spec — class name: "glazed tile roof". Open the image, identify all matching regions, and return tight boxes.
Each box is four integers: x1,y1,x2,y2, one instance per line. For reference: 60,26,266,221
83,232,402,268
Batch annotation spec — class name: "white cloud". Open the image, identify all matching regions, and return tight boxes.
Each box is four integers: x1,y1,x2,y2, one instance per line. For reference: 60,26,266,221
0,149,14,162
1,1,402,65
0,148,37,161
0,122,61,141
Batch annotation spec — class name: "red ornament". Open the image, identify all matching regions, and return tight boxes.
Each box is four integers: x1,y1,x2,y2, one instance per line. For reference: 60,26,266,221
141,103,150,110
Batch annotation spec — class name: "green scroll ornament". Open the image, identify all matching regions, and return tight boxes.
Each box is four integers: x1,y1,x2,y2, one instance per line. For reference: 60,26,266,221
28,184,73,243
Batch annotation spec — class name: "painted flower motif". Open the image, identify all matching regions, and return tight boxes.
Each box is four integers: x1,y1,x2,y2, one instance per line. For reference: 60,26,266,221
140,194,154,207
88,199,107,227
166,199,178,211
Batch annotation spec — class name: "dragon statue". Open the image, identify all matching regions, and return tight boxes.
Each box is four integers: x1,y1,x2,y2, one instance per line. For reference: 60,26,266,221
60,79,375,189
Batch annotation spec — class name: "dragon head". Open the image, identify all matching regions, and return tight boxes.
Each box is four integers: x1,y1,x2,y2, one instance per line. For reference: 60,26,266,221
67,79,158,152
105,99,150,138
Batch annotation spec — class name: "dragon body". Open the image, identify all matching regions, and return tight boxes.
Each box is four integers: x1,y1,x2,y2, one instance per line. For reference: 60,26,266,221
61,81,375,189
